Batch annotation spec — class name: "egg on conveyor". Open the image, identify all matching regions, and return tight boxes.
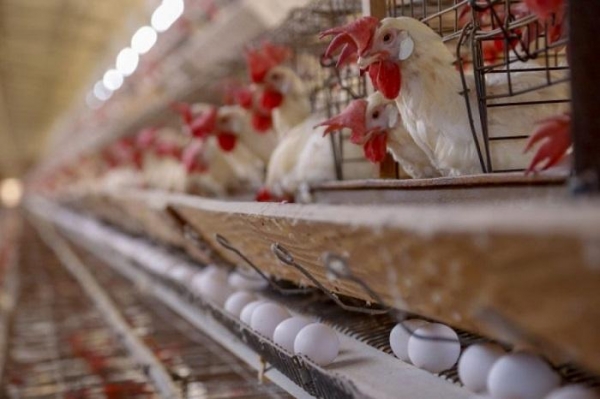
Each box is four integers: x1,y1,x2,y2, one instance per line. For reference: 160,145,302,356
228,269,268,291
407,323,461,373
167,263,195,283
487,352,560,399
389,319,429,362
190,265,232,307
273,316,313,353
250,303,291,339
545,385,599,399
224,291,257,318
294,323,340,367
240,300,269,325
458,343,505,393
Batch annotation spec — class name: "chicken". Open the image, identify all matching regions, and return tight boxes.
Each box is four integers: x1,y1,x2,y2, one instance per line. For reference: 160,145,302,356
321,16,569,175
139,127,189,192
246,44,377,201
98,138,146,191
319,92,440,179
175,103,265,192
246,44,311,138
195,104,278,166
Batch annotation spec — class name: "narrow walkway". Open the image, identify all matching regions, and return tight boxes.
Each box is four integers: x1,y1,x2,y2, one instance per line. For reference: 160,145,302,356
1,223,290,398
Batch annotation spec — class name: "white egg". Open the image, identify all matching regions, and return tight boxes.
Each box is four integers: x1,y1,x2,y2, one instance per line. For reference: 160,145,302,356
294,323,340,367
389,319,430,362
273,317,313,353
458,343,505,393
407,323,461,373
545,385,599,399
202,264,228,280
240,300,269,325
224,291,257,318
167,263,195,283
250,303,291,339
228,270,268,291
190,266,232,307
487,352,560,399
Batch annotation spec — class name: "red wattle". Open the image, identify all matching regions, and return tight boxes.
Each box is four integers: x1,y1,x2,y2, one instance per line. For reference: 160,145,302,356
236,89,254,109
363,133,388,163
255,187,273,202
376,60,401,100
252,113,273,132
217,132,238,152
261,89,284,110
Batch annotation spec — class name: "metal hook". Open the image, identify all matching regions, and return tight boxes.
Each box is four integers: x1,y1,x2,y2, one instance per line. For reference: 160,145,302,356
322,252,461,344
271,243,388,315
215,234,311,295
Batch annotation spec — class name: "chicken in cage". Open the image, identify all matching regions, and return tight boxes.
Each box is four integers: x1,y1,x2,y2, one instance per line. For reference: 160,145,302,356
320,0,570,178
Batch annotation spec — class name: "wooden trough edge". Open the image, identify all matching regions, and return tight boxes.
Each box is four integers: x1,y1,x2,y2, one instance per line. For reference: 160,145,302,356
57,188,600,374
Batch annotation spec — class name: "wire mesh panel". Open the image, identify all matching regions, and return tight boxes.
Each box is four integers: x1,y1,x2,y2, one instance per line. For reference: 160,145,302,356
252,0,370,180
309,0,571,177
458,0,570,172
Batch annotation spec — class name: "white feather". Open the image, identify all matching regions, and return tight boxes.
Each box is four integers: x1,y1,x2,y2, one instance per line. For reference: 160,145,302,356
380,17,569,175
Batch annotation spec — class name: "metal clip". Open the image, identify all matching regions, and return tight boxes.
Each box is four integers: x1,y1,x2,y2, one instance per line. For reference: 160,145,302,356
215,234,311,295
322,251,460,344
272,243,388,315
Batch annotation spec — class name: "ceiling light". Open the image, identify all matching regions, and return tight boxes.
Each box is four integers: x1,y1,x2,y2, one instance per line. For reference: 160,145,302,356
116,48,140,76
103,69,124,91
86,92,102,109
94,81,112,101
131,26,158,54
0,178,23,208
151,0,185,33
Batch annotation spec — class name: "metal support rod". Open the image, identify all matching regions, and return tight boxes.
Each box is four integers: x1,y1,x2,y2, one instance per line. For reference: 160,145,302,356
569,1,600,194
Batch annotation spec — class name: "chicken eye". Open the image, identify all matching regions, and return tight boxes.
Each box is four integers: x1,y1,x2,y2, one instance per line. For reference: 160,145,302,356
383,33,392,43
372,111,380,119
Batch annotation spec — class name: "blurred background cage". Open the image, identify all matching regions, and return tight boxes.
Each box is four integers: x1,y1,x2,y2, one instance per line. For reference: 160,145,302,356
250,0,370,181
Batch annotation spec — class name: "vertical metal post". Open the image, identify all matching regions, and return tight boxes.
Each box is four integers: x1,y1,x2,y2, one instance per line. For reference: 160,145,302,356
569,2,600,194
362,0,401,178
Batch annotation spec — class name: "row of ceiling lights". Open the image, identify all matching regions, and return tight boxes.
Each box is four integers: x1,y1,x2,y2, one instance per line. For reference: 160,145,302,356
86,0,185,109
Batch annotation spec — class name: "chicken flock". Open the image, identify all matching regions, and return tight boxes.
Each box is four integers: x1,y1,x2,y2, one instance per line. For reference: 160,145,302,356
51,0,571,202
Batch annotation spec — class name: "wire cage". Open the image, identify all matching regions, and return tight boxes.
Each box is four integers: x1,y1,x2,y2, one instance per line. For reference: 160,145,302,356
250,0,369,180
306,0,571,178
458,0,570,173
386,0,571,174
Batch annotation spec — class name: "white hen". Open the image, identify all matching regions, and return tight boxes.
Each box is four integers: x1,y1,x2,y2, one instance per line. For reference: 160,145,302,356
261,66,378,199
325,16,569,175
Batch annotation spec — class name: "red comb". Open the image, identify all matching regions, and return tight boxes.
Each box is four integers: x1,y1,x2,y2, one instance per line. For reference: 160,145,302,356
245,42,291,83
181,140,209,174
189,106,218,138
317,99,368,141
234,86,254,109
220,79,247,105
154,139,183,159
136,127,159,149
171,102,193,124
320,16,379,67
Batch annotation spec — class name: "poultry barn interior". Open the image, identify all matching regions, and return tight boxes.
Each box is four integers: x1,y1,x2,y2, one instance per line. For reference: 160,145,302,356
0,0,599,398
